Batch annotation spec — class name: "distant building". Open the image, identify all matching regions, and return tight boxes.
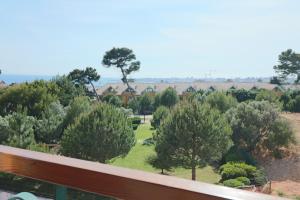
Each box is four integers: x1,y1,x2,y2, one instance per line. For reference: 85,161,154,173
97,82,300,105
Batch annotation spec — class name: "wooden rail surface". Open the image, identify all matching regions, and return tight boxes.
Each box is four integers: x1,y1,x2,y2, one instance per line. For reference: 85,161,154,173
0,145,285,200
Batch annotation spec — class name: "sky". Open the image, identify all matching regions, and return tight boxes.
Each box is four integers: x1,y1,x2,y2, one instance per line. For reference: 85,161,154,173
0,0,300,78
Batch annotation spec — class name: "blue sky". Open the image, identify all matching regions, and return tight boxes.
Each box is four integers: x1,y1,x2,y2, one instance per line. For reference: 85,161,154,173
0,0,300,78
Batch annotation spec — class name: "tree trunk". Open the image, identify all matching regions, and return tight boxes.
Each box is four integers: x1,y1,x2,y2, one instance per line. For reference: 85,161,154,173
192,166,196,181
90,81,100,102
144,114,146,123
161,169,164,174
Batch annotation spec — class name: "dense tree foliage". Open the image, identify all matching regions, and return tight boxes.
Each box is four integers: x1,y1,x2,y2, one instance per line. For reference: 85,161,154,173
60,96,92,136
51,75,86,106
226,101,295,154
35,101,66,144
155,101,232,180
205,92,237,113
0,81,58,118
68,67,100,101
0,107,36,149
102,94,122,107
139,93,154,121
274,49,300,83
150,106,169,129
159,87,179,108
255,89,281,107
60,103,135,163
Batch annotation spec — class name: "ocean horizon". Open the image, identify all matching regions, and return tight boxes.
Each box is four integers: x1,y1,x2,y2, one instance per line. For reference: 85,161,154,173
0,74,274,87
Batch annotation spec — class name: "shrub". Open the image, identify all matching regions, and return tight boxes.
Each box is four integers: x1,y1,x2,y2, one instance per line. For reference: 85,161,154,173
132,124,139,130
253,169,267,186
220,162,256,181
220,165,247,180
223,179,244,188
131,116,142,125
236,177,251,185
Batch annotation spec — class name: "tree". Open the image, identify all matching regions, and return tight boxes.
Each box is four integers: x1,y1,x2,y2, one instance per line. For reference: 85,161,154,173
102,47,140,97
156,101,232,180
205,92,237,113
0,107,36,149
102,94,122,107
160,87,178,108
51,75,86,106
68,67,100,101
0,81,58,118
139,93,153,122
147,148,173,174
226,101,295,154
128,97,140,114
151,106,169,129
270,76,282,85
274,49,300,84
35,101,66,144
60,96,92,136
153,93,161,109
60,103,135,163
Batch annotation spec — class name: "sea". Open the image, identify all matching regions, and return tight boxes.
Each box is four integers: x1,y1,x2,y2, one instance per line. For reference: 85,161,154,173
0,74,271,87
0,74,121,87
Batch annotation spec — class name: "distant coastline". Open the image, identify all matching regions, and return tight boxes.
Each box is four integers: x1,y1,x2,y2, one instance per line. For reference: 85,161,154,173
0,74,277,87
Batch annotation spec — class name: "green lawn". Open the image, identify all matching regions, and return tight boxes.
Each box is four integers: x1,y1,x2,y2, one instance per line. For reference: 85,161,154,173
111,123,220,184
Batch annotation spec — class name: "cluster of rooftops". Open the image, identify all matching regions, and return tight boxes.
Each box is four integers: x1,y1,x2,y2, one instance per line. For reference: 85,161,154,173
96,82,300,96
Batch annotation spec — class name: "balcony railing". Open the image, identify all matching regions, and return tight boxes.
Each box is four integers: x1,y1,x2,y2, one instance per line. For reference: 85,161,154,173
0,145,285,200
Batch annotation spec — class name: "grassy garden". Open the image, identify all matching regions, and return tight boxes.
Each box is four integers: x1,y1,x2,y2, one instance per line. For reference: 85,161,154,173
111,123,220,184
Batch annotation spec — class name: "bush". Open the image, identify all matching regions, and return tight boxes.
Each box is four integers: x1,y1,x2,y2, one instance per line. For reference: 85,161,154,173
236,177,251,185
223,179,244,188
220,162,256,181
130,116,141,130
132,124,139,130
131,116,141,125
220,165,247,180
253,169,267,186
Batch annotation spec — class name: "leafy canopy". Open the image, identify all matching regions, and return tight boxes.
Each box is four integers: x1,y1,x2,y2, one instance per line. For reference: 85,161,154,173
60,103,135,163
226,101,295,154
155,101,232,180
274,49,300,83
159,87,179,108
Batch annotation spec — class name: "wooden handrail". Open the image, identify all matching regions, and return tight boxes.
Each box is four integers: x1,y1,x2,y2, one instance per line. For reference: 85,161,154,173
0,145,285,200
